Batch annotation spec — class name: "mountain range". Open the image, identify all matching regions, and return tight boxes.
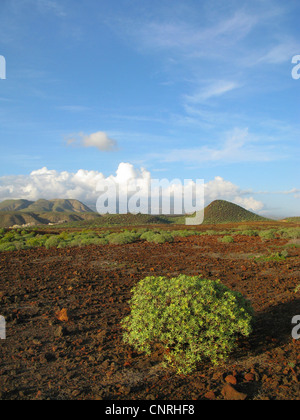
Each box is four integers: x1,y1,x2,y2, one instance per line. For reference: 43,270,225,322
0,198,298,228
0,199,92,213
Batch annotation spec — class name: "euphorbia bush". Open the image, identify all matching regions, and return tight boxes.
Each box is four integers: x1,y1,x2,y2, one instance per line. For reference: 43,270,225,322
122,275,253,375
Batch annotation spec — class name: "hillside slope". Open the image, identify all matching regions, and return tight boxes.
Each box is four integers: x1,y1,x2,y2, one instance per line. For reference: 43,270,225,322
203,200,269,224
0,199,93,213
0,211,100,228
0,199,34,212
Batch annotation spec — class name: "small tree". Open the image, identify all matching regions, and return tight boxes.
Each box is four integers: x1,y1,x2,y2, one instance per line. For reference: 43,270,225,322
122,275,253,375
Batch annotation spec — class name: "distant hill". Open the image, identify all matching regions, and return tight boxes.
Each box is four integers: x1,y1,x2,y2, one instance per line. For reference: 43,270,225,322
0,199,93,213
203,200,269,224
0,211,100,228
0,199,34,212
0,198,272,228
0,199,96,228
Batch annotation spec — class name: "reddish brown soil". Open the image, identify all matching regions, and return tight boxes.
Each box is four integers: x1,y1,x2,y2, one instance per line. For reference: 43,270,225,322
1,229,300,400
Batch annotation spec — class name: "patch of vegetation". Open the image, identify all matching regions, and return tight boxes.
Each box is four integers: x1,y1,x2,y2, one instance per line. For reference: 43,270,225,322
121,275,254,375
278,228,300,239
140,231,174,244
201,230,218,236
235,229,259,237
252,250,289,262
219,235,234,244
107,231,140,245
170,230,198,237
281,217,300,223
294,284,300,294
259,230,277,241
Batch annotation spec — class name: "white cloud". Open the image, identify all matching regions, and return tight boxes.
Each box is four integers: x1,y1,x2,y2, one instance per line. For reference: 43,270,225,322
0,163,264,213
128,10,260,55
185,81,241,103
258,38,300,64
161,128,280,164
204,176,263,211
67,131,118,152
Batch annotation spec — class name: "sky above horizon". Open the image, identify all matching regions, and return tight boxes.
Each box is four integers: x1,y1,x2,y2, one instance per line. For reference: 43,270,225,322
0,0,299,218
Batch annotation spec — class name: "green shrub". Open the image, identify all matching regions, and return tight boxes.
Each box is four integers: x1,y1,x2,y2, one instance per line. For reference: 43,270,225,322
78,237,108,246
0,243,17,252
107,232,139,245
279,228,300,239
1,232,16,243
122,275,253,375
240,230,258,237
219,236,234,244
152,233,174,244
26,235,48,248
254,250,289,262
68,238,82,248
259,230,276,241
140,231,157,242
141,232,174,244
13,241,27,251
171,230,198,238
202,230,217,236
45,235,61,249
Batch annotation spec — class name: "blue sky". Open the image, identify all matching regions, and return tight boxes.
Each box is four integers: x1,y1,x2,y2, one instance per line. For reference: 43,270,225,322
0,0,299,217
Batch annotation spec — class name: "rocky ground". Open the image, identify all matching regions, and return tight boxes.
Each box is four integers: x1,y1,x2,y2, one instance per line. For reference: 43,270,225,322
1,227,300,400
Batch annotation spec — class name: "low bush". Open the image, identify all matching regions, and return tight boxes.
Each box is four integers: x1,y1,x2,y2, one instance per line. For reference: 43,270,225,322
202,230,218,236
107,231,140,245
171,230,198,238
141,231,174,244
278,228,300,239
219,236,234,244
239,230,258,237
259,230,276,241
254,250,289,262
0,243,17,252
122,275,254,375
45,236,61,249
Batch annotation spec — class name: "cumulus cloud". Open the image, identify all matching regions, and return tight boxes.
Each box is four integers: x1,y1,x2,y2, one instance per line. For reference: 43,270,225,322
204,176,264,211
0,163,264,213
67,131,118,152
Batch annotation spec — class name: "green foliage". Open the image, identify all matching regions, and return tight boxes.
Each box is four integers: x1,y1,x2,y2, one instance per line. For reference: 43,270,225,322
0,242,17,252
278,228,300,239
45,235,61,249
202,230,218,236
219,235,234,244
203,200,268,224
294,284,300,294
253,250,289,262
140,231,174,244
26,235,49,248
171,230,198,238
238,229,259,237
107,231,140,245
122,275,253,375
1,232,16,243
259,230,276,241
